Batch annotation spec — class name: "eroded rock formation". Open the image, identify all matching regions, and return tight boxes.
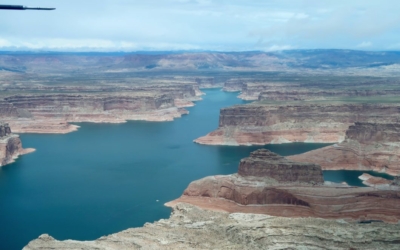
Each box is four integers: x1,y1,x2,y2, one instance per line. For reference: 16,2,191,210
289,122,400,175
23,203,400,250
170,149,400,223
0,123,34,167
195,103,400,145
0,83,202,133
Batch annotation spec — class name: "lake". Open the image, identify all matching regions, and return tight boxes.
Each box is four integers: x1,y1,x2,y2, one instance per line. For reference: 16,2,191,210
0,89,387,250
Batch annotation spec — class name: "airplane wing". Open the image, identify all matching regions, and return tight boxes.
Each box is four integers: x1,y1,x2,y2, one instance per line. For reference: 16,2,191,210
0,5,55,10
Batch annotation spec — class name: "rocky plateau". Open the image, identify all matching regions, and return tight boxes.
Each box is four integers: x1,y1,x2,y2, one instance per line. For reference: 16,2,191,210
195,103,400,145
289,122,400,175
24,203,400,250
169,149,400,223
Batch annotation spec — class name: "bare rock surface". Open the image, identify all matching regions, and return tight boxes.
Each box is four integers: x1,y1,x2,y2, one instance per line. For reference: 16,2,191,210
195,104,400,145
289,122,400,175
170,149,400,223
0,123,34,167
23,203,400,250
238,149,324,184
0,83,201,133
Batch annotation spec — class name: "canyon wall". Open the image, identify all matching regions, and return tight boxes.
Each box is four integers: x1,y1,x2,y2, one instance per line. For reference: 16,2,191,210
289,122,400,175
0,123,34,167
0,84,202,133
258,89,400,101
195,103,400,145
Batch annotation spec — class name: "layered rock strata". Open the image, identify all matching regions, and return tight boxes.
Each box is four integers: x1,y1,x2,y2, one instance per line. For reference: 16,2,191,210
359,174,400,190
169,149,400,223
259,89,400,102
289,123,400,175
222,79,245,92
0,123,34,166
195,103,400,145
24,203,400,250
0,84,202,133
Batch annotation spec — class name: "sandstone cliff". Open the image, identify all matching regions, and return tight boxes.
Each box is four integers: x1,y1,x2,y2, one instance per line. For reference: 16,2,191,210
195,103,400,145
170,149,400,223
258,89,400,101
0,83,202,133
289,122,400,175
0,123,34,167
24,203,400,250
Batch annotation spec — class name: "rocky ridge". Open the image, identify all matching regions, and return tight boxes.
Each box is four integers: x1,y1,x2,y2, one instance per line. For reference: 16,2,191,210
289,122,400,175
195,103,400,145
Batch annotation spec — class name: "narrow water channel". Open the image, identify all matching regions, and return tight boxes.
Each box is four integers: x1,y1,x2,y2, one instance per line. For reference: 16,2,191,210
0,89,376,249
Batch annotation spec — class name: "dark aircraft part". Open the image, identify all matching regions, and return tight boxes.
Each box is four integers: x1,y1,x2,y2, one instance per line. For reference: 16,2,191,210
0,5,55,10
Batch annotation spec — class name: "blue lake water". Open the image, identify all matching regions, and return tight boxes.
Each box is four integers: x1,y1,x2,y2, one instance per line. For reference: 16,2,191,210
0,89,389,249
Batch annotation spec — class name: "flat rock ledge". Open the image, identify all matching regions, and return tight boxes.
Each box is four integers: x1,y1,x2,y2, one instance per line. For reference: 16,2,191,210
24,203,400,250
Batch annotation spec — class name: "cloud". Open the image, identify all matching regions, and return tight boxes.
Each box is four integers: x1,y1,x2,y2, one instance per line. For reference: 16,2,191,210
0,0,399,51
357,41,372,48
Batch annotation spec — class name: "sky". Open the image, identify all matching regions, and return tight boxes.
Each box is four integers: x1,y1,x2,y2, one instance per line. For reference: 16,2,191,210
0,0,400,52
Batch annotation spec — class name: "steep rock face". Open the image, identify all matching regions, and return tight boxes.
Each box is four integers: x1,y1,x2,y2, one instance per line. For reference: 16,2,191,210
0,122,11,137
24,203,400,250
195,103,400,145
222,79,245,92
258,89,400,101
0,123,34,167
0,88,197,133
289,122,400,175
170,150,400,223
238,149,323,184
238,82,300,100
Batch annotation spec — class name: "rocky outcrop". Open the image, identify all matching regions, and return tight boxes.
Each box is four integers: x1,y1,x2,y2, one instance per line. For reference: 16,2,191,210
238,82,300,100
359,174,400,190
0,123,34,167
195,103,400,145
24,203,400,250
170,149,400,223
222,79,245,92
289,123,400,175
0,122,11,137
259,89,400,102
0,83,202,133
238,149,323,184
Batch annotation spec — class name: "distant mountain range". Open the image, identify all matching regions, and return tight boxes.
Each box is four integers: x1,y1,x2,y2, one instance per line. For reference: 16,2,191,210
1,49,400,73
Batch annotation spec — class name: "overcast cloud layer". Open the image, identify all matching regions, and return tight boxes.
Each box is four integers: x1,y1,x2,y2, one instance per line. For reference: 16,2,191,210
1,0,400,51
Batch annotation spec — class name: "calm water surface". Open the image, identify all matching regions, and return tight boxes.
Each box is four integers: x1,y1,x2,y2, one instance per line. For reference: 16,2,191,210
0,89,385,249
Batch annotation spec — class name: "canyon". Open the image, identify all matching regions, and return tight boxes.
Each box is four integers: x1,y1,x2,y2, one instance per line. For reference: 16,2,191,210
168,149,400,223
1,50,399,249
24,149,400,249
